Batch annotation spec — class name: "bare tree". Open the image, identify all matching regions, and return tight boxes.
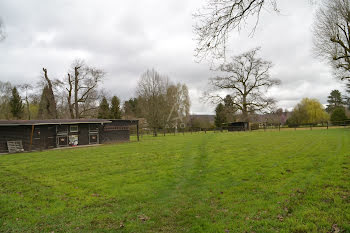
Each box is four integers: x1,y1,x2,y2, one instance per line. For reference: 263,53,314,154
136,69,168,136
36,68,58,119
166,83,191,130
194,1,320,59
0,18,5,42
0,81,12,119
313,0,350,80
204,48,280,121
18,83,33,119
194,0,278,59
65,60,105,119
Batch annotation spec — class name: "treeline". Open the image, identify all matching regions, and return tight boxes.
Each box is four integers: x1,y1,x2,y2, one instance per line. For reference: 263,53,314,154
134,69,190,136
287,90,349,126
0,64,191,135
0,60,108,120
213,89,350,127
101,69,191,136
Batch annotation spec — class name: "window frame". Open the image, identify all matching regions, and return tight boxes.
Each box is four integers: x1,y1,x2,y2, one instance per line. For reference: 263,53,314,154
70,125,79,133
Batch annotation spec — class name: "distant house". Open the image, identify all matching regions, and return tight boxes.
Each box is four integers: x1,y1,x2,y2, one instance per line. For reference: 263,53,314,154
0,119,139,153
249,111,292,125
226,122,250,131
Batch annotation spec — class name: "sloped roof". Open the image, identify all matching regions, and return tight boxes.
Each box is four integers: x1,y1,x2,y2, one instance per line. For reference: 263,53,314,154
0,119,112,126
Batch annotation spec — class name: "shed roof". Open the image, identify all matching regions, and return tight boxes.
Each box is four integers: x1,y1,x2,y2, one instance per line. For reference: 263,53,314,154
0,119,112,126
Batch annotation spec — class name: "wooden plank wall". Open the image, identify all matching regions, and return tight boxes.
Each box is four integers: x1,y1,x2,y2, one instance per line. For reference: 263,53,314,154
0,126,31,153
0,121,135,153
100,121,131,143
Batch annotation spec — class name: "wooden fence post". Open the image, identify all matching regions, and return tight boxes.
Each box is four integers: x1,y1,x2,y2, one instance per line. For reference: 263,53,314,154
136,122,140,141
29,125,35,151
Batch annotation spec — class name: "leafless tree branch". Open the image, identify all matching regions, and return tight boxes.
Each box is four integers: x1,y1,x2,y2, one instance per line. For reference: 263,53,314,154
0,18,5,42
313,0,350,80
193,0,278,60
204,47,280,121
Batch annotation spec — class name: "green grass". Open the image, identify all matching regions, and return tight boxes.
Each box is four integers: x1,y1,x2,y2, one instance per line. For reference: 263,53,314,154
0,129,349,232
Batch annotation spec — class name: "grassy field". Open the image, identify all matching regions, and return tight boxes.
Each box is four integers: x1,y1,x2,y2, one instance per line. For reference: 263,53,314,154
0,129,349,232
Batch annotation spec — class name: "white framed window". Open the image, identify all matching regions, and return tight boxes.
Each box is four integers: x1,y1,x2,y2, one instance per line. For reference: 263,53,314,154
89,124,99,133
70,125,79,133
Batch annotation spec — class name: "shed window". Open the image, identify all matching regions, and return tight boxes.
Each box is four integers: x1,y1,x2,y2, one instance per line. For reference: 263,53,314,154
70,125,79,133
57,125,68,135
89,124,99,133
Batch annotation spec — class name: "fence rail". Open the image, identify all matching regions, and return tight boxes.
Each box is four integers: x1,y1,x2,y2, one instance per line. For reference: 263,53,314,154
129,120,350,140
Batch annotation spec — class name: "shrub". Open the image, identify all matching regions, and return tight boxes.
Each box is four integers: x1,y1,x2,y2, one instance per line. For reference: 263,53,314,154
330,107,347,125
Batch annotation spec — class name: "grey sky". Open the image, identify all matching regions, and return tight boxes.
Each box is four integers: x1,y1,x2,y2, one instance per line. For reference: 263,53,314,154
0,0,346,114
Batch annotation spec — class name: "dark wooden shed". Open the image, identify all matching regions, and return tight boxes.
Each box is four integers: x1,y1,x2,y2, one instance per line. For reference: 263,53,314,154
0,119,139,153
226,122,250,132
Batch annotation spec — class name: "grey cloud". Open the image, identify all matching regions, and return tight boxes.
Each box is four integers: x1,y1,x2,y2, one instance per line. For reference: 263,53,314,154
0,0,346,114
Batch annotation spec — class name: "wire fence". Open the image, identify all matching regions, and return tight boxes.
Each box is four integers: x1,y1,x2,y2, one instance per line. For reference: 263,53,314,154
130,120,350,140
251,120,350,132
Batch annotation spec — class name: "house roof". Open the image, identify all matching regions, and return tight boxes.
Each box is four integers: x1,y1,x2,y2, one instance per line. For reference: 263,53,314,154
190,115,215,122
0,119,112,126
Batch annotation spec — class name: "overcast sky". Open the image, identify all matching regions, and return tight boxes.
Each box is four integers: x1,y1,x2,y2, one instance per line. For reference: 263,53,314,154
0,0,347,114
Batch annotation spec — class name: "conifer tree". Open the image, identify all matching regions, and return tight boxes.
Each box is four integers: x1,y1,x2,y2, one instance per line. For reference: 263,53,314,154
98,96,110,119
326,90,344,113
9,87,23,119
110,96,122,119
214,103,227,127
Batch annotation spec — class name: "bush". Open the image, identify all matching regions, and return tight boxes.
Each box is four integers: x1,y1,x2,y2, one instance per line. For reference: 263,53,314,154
330,107,347,125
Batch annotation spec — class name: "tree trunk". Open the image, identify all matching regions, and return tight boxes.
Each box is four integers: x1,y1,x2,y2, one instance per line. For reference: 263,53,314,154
67,74,75,119
26,96,30,120
42,68,58,119
68,97,74,119
74,67,79,119
242,95,249,122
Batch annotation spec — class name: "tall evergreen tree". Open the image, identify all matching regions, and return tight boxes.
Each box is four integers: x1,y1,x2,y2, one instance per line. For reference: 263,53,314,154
37,85,57,119
214,103,227,127
9,87,23,119
223,95,236,122
326,90,344,113
124,98,141,118
98,96,110,119
110,96,122,119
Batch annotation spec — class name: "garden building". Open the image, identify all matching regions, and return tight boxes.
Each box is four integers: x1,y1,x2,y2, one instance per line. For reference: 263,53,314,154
0,119,139,153
226,122,250,131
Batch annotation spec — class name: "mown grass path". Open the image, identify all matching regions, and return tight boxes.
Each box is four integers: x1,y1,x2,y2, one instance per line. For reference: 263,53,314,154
0,129,349,232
